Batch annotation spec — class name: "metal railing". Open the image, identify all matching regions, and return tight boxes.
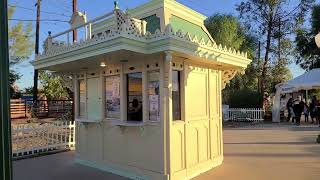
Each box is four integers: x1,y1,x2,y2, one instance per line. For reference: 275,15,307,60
224,108,264,122
39,9,147,59
11,121,75,159
49,11,115,45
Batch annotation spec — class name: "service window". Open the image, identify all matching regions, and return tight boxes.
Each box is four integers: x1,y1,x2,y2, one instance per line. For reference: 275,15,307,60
79,79,86,117
105,75,121,119
172,70,181,120
148,71,160,122
127,73,143,121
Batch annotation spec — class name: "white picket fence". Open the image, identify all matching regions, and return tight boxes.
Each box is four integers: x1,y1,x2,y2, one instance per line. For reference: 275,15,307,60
11,121,75,159
224,108,264,122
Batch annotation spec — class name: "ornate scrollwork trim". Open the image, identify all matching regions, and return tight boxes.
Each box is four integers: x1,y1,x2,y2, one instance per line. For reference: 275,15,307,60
221,69,239,89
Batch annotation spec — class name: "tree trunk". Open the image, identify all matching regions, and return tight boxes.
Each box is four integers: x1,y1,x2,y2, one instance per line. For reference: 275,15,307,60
261,17,273,106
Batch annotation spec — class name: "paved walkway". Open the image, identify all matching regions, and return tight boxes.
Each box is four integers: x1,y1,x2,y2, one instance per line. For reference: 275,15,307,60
13,125,320,180
195,125,320,180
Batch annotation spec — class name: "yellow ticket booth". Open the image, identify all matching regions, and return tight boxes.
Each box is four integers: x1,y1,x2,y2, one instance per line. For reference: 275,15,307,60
32,0,251,179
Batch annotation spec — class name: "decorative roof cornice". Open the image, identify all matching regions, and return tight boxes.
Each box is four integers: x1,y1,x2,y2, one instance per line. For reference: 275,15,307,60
34,9,251,70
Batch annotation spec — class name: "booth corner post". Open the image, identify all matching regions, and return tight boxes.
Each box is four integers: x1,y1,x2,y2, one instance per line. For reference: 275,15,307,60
0,0,13,179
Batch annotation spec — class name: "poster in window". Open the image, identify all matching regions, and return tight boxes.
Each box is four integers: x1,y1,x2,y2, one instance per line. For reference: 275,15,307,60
79,80,86,117
148,72,160,122
105,76,120,119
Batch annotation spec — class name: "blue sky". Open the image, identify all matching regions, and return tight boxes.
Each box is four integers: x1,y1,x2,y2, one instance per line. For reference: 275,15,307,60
9,0,306,90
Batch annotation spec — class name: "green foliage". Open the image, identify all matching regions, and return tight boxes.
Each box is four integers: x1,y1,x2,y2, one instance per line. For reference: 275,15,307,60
295,5,320,70
205,13,294,107
8,6,34,65
205,14,245,49
24,87,34,95
7,6,34,98
224,89,263,108
9,70,22,98
270,60,292,84
205,14,261,106
39,71,71,100
237,0,314,96
308,89,320,99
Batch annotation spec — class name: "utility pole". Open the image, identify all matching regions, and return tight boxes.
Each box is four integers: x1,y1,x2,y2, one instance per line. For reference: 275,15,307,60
0,0,13,179
33,0,41,103
73,0,78,42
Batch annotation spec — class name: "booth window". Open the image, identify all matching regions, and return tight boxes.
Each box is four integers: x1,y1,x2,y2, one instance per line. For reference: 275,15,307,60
172,70,181,120
127,73,143,121
79,79,86,117
148,71,160,122
105,75,120,119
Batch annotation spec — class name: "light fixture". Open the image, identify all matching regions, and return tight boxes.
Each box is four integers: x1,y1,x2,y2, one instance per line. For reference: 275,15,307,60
315,32,320,48
100,62,106,67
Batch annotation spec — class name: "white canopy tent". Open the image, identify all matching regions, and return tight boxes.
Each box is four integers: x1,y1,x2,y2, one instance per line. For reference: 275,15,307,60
272,68,320,122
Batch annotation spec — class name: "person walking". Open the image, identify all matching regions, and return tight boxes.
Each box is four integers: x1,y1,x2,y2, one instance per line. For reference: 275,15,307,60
303,99,309,122
286,98,294,122
293,96,304,126
310,96,318,124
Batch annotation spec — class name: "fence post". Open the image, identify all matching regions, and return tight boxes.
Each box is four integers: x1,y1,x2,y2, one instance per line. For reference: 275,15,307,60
24,100,27,118
62,100,65,114
48,100,50,117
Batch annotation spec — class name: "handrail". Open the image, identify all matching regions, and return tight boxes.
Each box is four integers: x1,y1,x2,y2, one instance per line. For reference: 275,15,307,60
51,11,115,39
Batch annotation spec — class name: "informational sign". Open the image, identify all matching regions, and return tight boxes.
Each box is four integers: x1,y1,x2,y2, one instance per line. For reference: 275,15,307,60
148,73,160,122
149,96,159,112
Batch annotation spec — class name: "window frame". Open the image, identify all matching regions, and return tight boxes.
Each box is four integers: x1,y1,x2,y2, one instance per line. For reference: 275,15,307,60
78,78,87,118
126,72,143,122
76,62,163,124
172,70,182,121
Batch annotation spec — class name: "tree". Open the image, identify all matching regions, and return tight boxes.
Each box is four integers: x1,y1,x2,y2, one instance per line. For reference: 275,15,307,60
24,87,34,95
7,6,34,98
9,70,21,98
39,71,72,100
205,14,245,49
296,5,320,70
205,14,262,106
237,0,314,98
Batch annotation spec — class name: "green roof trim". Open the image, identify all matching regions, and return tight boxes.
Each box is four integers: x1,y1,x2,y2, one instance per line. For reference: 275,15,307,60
169,15,211,43
141,14,161,34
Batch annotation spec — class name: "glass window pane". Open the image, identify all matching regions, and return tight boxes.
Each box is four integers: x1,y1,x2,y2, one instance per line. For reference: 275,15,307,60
127,73,143,121
105,76,120,119
79,80,86,117
172,71,181,120
148,71,160,122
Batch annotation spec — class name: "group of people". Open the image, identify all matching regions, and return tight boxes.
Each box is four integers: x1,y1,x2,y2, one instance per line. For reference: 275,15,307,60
286,95,319,126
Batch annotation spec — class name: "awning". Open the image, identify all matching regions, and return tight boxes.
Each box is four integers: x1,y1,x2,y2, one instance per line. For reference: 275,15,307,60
279,68,320,93
273,68,320,122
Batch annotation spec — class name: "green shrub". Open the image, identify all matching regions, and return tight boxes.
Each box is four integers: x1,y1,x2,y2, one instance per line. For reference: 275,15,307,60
223,88,262,108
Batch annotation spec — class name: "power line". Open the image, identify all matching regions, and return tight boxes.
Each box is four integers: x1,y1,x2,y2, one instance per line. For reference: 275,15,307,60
9,18,69,23
8,4,71,17
46,0,72,13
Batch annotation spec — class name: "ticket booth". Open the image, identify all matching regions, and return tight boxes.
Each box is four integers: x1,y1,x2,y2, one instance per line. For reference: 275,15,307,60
32,0,251,179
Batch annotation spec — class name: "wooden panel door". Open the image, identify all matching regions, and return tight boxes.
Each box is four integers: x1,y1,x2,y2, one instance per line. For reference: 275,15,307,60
184,65,211,177
87,77,102,121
